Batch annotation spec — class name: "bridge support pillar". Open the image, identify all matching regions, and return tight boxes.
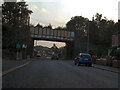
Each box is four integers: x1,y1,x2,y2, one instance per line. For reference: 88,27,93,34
66,41,74,60
30,39,34,58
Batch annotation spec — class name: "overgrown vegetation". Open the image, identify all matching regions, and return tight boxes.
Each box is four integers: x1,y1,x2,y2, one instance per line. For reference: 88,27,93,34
66,13,118,58
2,2,33,58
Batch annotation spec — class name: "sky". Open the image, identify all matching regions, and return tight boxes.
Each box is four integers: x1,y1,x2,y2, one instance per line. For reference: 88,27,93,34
26,0,120,28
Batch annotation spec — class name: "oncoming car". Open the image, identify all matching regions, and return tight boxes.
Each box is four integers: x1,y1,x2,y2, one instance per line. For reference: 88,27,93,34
36,53,41,57
74,53,92,67
51,54,59,60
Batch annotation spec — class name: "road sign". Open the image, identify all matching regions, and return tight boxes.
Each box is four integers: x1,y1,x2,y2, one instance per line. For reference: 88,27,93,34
22,44,27,48
71,32,74,37
16,43,20,48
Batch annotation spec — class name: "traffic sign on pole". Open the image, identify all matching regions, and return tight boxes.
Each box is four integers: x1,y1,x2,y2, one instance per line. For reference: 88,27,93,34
71,32,74,37
22,44,27,48
16,43,20,49
16,42,20,60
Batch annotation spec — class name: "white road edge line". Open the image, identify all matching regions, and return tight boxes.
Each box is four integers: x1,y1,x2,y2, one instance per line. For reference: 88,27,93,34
0,61,31,77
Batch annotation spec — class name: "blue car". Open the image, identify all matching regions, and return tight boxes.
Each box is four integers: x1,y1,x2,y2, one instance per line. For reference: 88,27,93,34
74,53,92,67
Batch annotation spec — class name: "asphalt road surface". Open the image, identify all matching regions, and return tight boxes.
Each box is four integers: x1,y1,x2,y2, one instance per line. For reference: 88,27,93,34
2,58,118,88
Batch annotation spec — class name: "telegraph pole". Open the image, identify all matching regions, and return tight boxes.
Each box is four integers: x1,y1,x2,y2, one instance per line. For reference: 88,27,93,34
118,2,120,89
118,1,120,49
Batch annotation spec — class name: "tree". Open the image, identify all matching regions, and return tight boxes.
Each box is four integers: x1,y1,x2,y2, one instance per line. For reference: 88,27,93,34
66,13,116,57
47,24,52,29
2,1,33,56
95,13,102,23
93,13,115,56
88,21,99,44
66,16,89,54
2,2,32,27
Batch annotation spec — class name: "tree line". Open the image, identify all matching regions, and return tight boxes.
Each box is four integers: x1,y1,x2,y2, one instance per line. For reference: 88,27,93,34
2,2,33,57
66,13,119,58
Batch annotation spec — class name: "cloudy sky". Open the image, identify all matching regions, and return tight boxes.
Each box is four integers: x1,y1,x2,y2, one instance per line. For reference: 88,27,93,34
26,0,119,28
27,1,70,28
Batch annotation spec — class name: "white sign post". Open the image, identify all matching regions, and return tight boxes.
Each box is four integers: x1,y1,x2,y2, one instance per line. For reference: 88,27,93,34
16,43,20,60
22,44,27,59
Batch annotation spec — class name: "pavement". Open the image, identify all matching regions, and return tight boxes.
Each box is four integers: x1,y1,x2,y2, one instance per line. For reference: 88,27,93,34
92,64,120,74
2,58,120,77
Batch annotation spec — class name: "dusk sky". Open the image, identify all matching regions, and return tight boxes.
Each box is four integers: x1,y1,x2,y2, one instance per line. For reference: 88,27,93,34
26,0,119,28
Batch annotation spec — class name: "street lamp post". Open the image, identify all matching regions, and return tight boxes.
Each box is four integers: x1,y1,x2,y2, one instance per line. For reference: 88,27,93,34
118,1,120,49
